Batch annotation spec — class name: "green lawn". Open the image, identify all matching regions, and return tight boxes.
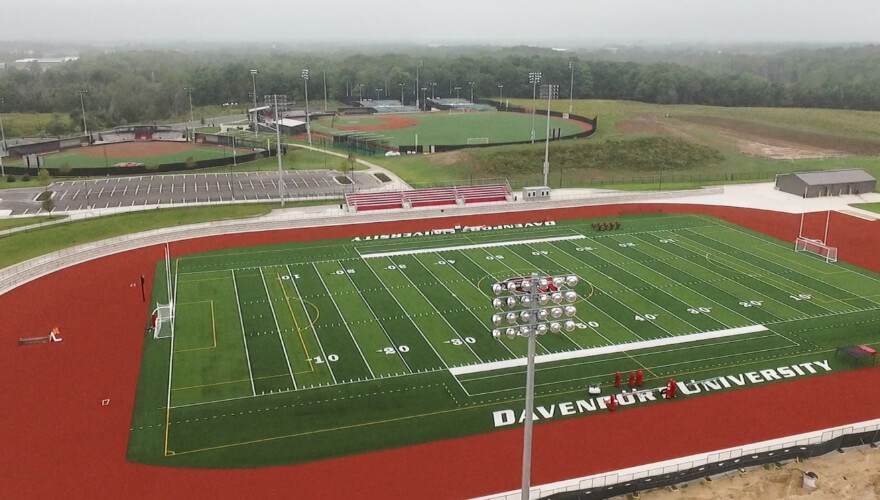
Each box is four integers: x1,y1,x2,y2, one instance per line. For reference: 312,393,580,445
0,215,59,231
851,202,880,214
312,111,587,146
0,204,289,270
126,214,880,468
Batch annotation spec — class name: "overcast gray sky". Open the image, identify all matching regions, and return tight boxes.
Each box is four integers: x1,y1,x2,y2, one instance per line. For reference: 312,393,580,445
4,0,880,45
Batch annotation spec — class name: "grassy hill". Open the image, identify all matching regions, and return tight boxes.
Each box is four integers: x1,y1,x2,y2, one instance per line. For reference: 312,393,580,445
370,100,880,190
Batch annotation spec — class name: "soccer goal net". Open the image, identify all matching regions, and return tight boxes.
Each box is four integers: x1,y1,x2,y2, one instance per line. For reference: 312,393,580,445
795,237,838,263
153,303,174,339
466,137,489,145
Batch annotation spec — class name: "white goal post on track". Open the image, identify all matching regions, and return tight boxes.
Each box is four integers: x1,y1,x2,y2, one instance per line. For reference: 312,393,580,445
153,243,176,339
795,237,838,263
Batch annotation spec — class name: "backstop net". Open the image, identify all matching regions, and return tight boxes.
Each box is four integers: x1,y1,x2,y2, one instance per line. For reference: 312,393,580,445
795,237,838,263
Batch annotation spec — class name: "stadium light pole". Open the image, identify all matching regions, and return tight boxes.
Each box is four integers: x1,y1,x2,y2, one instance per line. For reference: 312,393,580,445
543,84,559,187
415,60,422,110
302,69,312,146
250,69,259,138
568,61,575,114
0,97,6,176
78,89,89,138
490,274,580,500
528,72,541,144
430,82,437,100
498,84,503,103
274,94,285,207
375,88,382,101
323,70,328,113
454,86,462,99
421,87,427,110
468,81,475,102
251,69,260,139
399,82,405,104
184,87,195,141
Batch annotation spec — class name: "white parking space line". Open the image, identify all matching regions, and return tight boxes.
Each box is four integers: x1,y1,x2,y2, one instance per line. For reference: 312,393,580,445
72,189,80,200
135,185,140,195
260,180,266,188
98,187,105,197
110,186,116,196
122,186,128,196
290,178,298,187
270,180,277,188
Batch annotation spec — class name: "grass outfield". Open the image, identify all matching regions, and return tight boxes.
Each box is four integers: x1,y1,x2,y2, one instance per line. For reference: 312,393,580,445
6,145,243,169
367,100,880,190
312,111,587,145
126,213,880,468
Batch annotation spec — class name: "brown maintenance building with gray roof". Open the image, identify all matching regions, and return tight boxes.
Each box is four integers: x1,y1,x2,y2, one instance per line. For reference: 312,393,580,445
775,169,876,198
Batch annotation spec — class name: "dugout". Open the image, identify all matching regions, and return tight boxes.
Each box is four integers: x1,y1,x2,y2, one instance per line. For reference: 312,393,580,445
775,169,876,197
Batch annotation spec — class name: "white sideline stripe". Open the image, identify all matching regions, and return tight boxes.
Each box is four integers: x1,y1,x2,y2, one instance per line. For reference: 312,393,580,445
448,325,769,376
359,234,586,259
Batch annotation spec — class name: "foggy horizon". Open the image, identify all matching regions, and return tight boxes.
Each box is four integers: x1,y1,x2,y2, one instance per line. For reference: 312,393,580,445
2,0,879,47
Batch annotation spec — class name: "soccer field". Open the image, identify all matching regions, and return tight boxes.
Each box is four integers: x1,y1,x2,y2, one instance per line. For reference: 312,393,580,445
127,214,880,468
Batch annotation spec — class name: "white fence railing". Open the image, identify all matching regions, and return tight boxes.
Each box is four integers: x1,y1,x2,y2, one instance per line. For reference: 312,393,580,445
473,417,880,500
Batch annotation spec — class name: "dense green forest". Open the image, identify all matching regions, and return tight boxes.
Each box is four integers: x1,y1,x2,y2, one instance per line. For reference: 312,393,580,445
1,44,879,134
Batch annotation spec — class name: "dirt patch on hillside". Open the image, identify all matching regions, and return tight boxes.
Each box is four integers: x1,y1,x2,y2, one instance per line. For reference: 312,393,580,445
75,141,199,159
640,445,880,500
340,115,420,131
427,150,468,166
616,114,880,160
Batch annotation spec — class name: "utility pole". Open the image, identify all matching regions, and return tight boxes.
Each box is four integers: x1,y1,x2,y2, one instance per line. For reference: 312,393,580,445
568,61,575,114
323,70,328,113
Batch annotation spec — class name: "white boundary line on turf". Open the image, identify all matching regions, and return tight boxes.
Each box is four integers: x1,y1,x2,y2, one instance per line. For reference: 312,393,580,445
448,324,768,376
260,267,297,390
231,269,257,395
358,234,586,259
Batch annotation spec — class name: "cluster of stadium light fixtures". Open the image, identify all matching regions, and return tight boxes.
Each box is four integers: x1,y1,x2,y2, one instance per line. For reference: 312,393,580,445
490,275,579,340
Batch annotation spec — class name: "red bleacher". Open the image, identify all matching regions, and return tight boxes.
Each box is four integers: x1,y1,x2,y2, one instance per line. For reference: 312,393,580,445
344,191,404,211
456,184,510,204
346,184,511,212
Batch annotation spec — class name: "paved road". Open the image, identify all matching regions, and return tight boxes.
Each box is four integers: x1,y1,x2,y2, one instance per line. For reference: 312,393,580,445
0,170,382,215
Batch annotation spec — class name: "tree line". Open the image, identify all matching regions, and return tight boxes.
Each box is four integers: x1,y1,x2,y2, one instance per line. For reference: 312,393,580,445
1,44,879,134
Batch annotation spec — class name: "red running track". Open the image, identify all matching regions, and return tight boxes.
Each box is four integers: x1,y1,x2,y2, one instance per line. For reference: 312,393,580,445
1,204,878,499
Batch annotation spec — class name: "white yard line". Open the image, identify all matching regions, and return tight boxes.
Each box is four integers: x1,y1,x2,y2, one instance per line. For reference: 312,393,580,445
631,232,782,324
312,262,375,378
338,260,413,373
231,270,257,395
286,264,337,384
449,324,769,376
360,234,586,259
260,267,297,390
682,228,839,314
382,255,482,364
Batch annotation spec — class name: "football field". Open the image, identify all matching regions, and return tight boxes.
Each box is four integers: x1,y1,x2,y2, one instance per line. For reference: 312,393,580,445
127,214,880,467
